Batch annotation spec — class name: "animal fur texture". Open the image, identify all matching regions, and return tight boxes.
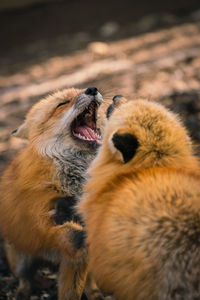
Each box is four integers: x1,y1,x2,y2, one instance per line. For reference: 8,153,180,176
0,87,106,300
78,96,200,300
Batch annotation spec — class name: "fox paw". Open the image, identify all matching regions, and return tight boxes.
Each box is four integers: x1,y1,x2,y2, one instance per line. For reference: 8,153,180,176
58,222,87,260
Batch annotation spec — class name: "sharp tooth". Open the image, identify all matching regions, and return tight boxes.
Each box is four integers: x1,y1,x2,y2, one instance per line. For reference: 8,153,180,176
73,131,97,142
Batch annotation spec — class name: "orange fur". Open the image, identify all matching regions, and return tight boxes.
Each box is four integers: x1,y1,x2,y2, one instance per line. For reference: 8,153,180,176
0,88,105,300
79,98,200,300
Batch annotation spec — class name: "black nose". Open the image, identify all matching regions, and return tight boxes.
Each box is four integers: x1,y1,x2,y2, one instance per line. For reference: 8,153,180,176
85,86,98,96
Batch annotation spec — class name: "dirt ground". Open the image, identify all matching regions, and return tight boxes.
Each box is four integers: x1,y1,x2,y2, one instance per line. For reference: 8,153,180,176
0,1,200,299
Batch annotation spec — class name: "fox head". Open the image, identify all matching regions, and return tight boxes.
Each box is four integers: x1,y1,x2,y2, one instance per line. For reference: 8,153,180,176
93,95,196,171
12,87,103,158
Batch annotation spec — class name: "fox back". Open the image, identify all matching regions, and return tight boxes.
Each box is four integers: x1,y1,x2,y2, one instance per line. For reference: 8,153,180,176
79,96,200,300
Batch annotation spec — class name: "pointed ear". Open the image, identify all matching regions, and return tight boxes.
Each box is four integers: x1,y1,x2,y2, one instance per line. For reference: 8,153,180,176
12,122,29,139
106,95,128,119
111,132,139,163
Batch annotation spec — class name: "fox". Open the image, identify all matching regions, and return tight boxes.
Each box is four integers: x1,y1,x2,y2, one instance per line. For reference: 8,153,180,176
0,86,106,300
78,95,200,300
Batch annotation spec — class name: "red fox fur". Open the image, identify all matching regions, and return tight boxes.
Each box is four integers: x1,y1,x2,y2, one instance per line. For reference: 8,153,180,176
0,87,106,300
78,96,200,300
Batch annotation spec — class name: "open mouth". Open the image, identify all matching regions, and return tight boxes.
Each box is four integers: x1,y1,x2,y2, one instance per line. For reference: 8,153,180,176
71,101,102,145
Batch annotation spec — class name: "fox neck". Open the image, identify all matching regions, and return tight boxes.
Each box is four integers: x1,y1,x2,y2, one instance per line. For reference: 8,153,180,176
51,146,96,197
16,144,96,197
35,134,97,196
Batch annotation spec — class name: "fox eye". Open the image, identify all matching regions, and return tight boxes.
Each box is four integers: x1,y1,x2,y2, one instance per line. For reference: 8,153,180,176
56,100,70,108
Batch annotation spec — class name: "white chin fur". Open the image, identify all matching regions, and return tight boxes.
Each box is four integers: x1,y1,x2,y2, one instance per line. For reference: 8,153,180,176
38,137,67,158
37,107,76,158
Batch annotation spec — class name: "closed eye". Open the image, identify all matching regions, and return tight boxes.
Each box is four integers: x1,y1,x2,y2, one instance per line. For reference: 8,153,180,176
56,100,70,108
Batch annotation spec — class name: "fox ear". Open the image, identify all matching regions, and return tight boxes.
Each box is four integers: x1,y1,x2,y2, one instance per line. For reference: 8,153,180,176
12,122,29,139
106,95,128,119
111,132,139,163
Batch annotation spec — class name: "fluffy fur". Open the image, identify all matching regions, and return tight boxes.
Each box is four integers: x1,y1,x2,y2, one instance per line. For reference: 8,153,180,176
0,87,105,300
78,97,200,300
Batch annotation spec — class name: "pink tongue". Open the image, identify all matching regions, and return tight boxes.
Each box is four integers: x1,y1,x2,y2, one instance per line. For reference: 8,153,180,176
74,126,100,140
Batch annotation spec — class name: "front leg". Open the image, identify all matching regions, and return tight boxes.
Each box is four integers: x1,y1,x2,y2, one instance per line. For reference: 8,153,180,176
51,197,107,300
51,196,82,225
58,256,88,300
84,272,105,300
58,258,107,300
49,195,85,259
56,221,86,260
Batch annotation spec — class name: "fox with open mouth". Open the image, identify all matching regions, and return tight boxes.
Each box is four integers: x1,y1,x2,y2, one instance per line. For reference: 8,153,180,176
0,86,105,300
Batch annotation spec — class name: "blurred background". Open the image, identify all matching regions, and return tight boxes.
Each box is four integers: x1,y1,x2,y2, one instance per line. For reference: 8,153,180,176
0,0,200,298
